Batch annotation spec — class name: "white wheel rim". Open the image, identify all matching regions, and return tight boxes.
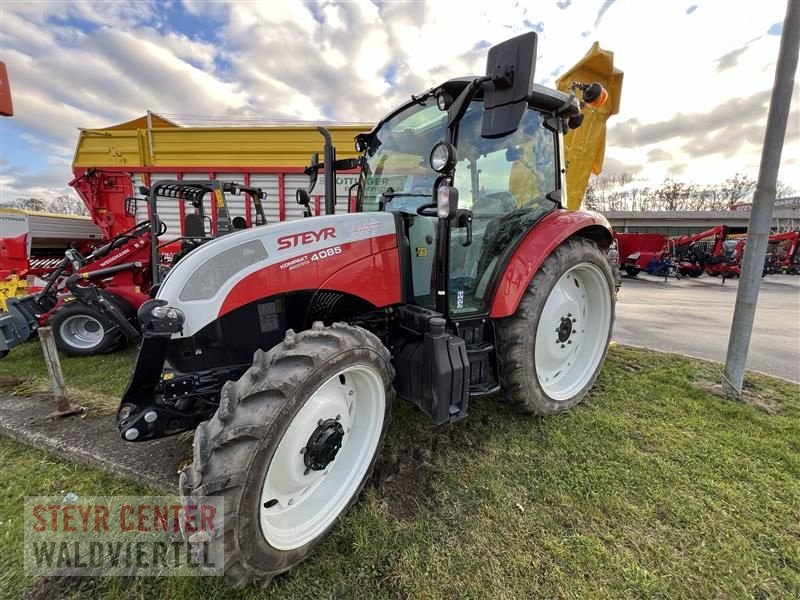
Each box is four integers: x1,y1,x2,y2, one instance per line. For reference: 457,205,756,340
259,364,385,550
59,314,105,349
534,263,611,401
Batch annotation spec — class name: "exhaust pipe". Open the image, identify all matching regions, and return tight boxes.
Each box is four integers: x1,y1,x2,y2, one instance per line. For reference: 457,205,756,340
317,126,336,215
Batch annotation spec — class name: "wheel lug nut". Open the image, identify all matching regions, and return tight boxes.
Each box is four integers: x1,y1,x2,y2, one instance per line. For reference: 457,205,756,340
303,468,310,475
560,344,566,348
318,419,324,426
335,414,341,421
567,340,572,344
572,329,577,334
572,318,577,323
300,447,306,454
288,498,294,506
567,313,572,317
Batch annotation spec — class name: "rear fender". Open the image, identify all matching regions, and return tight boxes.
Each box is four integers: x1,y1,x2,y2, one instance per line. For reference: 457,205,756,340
488,209,612,318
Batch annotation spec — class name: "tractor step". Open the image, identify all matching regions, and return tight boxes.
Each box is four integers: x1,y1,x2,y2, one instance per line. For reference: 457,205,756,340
468,381,501,396
465,341,498,396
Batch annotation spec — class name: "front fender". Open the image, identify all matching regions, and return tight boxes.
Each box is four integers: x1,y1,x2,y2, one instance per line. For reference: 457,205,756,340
488,209,613,318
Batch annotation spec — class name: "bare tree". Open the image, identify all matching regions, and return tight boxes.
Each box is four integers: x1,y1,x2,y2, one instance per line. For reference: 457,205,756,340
719,173,757,207
2,195,87,216
653,178,696,211
775,180,797,199
49,194,89,216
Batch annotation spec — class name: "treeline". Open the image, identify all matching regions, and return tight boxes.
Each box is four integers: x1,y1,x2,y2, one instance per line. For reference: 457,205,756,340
585,173,796,212
1,195,89,216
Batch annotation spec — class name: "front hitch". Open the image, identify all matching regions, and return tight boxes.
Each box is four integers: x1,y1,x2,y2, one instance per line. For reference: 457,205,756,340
117,300,248,442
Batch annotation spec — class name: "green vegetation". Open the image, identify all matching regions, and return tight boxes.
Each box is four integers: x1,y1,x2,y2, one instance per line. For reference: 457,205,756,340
0,345,798,598
0,342,136,413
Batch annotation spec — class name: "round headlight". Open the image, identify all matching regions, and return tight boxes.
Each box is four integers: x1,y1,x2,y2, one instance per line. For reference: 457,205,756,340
436,92,453,111
430,142,457,173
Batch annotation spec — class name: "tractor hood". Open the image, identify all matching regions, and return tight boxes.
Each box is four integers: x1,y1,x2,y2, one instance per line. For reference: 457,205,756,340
155,213,400,337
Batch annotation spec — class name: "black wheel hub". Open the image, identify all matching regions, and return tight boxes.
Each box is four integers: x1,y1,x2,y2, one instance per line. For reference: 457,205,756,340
557,316,573,343
303,418,345,471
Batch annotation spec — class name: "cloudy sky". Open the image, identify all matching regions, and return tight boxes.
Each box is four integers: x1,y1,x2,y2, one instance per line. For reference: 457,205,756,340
0,0,797,202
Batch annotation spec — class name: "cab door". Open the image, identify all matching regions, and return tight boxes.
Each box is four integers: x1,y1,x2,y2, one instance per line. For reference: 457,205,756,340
448,107,559,316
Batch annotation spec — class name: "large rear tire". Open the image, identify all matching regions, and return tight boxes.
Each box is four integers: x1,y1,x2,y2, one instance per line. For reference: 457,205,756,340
48,301,124,357
495,237,615,415
181,322,394,587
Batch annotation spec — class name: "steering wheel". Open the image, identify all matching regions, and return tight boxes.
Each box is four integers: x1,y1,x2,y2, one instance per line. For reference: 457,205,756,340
416,203,438,217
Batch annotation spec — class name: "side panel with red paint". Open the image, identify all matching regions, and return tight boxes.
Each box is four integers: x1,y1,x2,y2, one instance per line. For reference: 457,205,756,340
489,210,613,318
219,233,400,317
0,232,29,277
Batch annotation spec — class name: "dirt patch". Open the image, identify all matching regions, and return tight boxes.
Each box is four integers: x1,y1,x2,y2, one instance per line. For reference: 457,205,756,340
371,436,437,521
695,380,780,415
371,415,488,520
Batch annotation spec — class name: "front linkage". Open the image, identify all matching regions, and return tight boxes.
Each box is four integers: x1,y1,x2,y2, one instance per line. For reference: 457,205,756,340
117,299,249,441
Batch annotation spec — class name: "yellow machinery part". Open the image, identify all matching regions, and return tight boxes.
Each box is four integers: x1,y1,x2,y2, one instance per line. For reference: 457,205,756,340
0,274,26,311
73,115,370,169
556,42,624,210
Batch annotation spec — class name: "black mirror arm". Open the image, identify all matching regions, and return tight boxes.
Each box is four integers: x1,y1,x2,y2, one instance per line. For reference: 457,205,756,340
447,76,491,134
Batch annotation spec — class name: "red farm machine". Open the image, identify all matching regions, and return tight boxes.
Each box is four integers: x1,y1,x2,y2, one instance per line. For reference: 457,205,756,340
613,232,680,279
110,33,624,585
670,225,749,278
766,230,800,274
0,180,267,357
0,208,104,308
614,225,753,281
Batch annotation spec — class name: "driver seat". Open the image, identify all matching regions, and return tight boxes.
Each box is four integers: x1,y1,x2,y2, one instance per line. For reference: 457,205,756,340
184,213,206,238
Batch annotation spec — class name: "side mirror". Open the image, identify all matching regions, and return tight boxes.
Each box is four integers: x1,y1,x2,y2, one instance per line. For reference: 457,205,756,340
481,32,537,139
296,188,311,207
304,153,320,193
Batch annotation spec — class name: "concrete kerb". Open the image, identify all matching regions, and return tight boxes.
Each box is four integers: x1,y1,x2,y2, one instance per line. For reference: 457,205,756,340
0,395,190,493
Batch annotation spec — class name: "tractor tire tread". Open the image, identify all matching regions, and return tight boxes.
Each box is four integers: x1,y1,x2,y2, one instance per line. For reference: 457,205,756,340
495,237,615,416
181,321,393,587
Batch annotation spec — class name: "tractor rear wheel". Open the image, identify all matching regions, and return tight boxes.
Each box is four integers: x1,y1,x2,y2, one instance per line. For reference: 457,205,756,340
48,301,124,357
496,237,615,415
181,322,394,587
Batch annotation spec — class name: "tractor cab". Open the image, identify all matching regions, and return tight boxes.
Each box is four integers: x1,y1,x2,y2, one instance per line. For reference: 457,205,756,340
356,79,573,316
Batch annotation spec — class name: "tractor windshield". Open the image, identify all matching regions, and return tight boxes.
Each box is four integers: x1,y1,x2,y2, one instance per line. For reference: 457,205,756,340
360,99,446,212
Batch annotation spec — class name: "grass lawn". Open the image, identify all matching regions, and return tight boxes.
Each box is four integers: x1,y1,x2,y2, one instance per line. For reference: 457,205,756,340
0,342,137,413
0,344,798,598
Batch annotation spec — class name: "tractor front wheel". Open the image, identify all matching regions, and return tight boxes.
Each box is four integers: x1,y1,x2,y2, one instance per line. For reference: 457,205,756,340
496,237,615,415
181,322,394,587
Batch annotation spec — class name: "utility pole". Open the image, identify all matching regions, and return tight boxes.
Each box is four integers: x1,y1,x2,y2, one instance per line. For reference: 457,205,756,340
723,0,799,396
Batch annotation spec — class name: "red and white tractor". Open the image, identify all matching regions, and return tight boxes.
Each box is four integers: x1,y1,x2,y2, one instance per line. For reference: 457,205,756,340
117,33,618,585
